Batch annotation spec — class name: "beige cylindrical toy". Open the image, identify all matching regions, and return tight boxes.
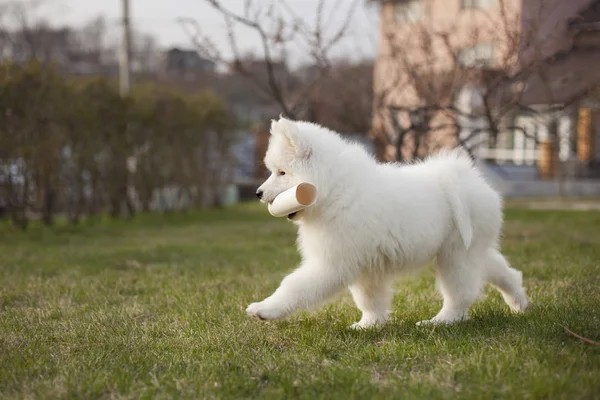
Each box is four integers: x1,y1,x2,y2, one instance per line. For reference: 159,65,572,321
268,183,317,217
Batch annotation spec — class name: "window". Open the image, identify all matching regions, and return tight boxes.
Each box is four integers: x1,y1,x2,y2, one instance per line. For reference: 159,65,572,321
394,0,422,23
461,0,496,9
458,43,495,67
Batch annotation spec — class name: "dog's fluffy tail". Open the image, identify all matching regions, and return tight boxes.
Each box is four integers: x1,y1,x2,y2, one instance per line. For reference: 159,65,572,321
445,182,473,249
434,149,474,249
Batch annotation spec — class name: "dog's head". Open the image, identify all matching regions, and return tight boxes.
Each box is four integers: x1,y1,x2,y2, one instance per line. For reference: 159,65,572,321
256,117,312,203
256,117,314,212
256,116,372,220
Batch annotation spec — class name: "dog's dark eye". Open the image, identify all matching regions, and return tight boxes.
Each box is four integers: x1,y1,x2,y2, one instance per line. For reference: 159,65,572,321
278,171,286,176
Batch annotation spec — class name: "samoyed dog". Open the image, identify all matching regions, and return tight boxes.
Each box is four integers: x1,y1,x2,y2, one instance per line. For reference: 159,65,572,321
247,117,528,328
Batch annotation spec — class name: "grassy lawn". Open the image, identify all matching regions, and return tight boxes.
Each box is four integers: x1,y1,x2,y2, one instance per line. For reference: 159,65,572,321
1,203,599,399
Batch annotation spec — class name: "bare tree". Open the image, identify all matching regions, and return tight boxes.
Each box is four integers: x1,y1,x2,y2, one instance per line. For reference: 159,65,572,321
70,16,118,73
302,60,374,134
0,0,73,62
371,0,591,167
179,0,361,120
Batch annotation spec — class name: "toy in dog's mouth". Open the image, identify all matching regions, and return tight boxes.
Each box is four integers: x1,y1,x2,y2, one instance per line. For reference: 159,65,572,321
267,183,316,219
267,199,297,220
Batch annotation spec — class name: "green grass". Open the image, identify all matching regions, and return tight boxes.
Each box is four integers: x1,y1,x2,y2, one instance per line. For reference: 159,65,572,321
1,204,600,399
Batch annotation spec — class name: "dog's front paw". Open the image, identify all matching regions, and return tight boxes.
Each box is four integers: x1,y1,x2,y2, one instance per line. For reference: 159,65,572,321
349,312,389,330
245,301,286,320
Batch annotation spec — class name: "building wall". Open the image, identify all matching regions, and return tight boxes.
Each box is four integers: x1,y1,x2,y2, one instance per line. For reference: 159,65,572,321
374,0,592,110
373,0,599,169
372,0,521,160
375,0,521,105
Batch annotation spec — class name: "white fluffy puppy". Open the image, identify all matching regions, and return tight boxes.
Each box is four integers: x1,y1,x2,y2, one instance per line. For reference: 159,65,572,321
247,117,528,328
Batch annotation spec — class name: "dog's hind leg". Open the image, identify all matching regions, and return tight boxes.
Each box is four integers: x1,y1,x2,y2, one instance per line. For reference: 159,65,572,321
483,248,528,313
349,275,393,329
418,246,485,326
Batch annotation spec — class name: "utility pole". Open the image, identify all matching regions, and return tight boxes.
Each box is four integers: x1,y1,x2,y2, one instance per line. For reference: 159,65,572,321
120,0,135,217
119,0,132,96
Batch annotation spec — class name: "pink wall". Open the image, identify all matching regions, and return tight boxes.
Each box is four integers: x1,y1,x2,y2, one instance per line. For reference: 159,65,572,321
371,0,599,160
372,0,520,158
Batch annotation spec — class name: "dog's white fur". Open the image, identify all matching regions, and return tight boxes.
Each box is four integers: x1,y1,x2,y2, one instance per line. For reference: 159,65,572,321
247,117,528,328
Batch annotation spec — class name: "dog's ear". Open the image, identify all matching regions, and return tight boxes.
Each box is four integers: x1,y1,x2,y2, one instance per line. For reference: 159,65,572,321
270,117,311,159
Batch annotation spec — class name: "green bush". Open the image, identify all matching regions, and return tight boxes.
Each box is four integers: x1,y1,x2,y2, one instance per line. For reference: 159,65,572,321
0,61,236,229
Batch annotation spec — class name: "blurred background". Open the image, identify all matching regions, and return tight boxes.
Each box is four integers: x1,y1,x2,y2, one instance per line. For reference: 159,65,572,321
1,0,600,229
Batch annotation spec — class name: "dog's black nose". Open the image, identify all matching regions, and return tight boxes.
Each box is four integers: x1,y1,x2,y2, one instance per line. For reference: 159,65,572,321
256,190,263,199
